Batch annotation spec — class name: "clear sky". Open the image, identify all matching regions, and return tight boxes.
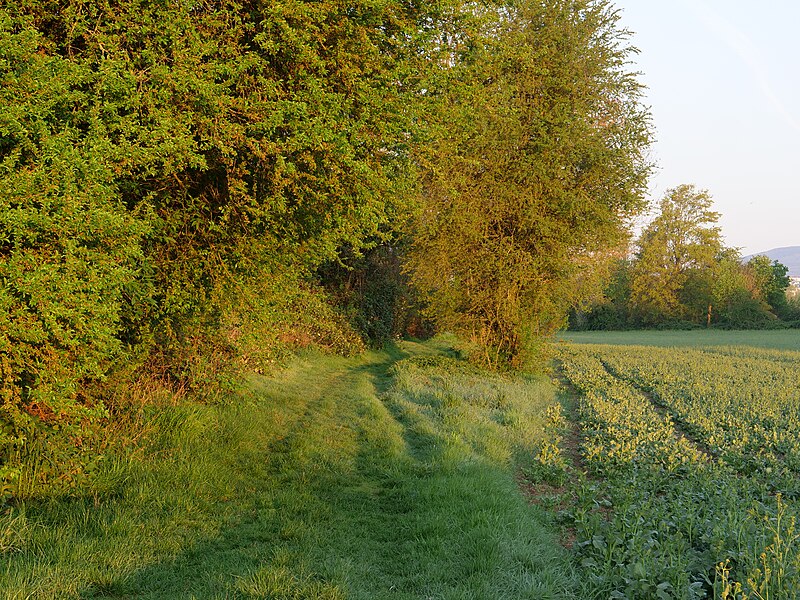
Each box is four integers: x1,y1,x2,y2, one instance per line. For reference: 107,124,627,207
612,0,800,255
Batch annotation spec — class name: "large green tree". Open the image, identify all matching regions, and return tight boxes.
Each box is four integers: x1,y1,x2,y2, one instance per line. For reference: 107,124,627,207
407,0,652,367
629,185,723,324
747,255,791,317
709,249,774,327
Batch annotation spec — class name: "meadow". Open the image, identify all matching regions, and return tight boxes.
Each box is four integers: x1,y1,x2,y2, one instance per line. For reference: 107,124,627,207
0,339,577,599
3,331,800,598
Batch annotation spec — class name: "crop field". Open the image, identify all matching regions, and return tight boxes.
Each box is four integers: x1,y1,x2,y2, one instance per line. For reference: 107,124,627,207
554,339,800,599
558,329,800,351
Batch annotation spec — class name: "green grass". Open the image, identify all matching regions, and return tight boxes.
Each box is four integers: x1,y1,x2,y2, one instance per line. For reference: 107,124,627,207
557,328,800,350
0,338,576,599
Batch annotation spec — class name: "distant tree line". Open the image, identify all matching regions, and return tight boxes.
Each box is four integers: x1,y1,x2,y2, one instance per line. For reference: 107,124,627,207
0,0,651,495
570,185,800,331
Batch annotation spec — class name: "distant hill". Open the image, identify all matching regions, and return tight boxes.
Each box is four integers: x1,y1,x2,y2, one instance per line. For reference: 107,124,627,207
744,246,800,277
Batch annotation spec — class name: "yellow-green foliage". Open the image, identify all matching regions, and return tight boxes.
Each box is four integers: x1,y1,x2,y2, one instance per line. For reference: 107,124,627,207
598,344,800,473
559,347,704,474
408,0,652,368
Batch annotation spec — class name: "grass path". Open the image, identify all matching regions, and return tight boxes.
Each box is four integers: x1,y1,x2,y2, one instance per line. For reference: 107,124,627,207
0,340,576,599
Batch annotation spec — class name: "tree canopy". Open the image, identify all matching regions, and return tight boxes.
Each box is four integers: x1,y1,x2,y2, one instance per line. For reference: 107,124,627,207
573,184,797,330
629,185,722,324
406,0,652,367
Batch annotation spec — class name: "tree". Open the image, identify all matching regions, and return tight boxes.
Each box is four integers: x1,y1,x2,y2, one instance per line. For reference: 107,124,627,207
630,185,722,325
570,257,635,330
406,0,652,367
747,255,791,317
711,250,774,327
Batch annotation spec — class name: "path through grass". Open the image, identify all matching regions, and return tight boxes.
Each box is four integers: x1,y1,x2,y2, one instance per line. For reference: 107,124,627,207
0,339,575,599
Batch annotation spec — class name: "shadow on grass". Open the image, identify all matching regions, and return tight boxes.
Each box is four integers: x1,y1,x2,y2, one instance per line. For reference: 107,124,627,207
78,346,409,599
77,340,575,599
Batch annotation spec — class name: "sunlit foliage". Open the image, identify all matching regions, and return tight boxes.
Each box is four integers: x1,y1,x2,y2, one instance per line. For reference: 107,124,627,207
407,0,652,368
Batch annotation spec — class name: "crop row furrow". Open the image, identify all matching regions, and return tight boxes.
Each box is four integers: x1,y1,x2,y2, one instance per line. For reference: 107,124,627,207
558,342,800,598
599,359,716,462
557,349,705,476
598,347,800,477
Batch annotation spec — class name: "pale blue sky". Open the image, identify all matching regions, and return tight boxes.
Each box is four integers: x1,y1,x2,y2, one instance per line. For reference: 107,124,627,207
613,0,800,254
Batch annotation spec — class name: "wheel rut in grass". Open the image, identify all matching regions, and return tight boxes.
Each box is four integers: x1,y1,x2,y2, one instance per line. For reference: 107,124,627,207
7,344,579,599
517,361,588,551
261,353,403,480
550,362,588,474
262,345,580,598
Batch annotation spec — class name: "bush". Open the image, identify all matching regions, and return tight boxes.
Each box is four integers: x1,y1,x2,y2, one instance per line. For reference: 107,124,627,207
0,0,425,496
715,290,778,329
320,245,430,347
0,32,145,488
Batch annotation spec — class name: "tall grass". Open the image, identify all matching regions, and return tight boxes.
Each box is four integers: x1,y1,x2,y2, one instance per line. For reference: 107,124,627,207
0,339,576,598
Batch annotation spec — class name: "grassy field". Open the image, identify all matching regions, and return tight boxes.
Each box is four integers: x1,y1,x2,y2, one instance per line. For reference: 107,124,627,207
557,328,800,350
8,329,799,598
0,338,577,599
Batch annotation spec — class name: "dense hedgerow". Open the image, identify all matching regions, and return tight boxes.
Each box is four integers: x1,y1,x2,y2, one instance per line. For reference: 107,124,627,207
0,0,429,495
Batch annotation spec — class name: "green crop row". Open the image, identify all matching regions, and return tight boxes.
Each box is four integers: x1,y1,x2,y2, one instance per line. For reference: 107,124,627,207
559,348,704,475
558,344,800,599
598,345,800,479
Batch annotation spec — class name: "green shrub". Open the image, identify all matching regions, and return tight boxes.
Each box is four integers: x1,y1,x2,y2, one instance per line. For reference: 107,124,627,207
0,21,145,491
0,0,426,496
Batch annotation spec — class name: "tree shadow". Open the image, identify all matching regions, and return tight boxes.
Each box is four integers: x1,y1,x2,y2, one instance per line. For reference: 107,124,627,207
78,344,416,599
